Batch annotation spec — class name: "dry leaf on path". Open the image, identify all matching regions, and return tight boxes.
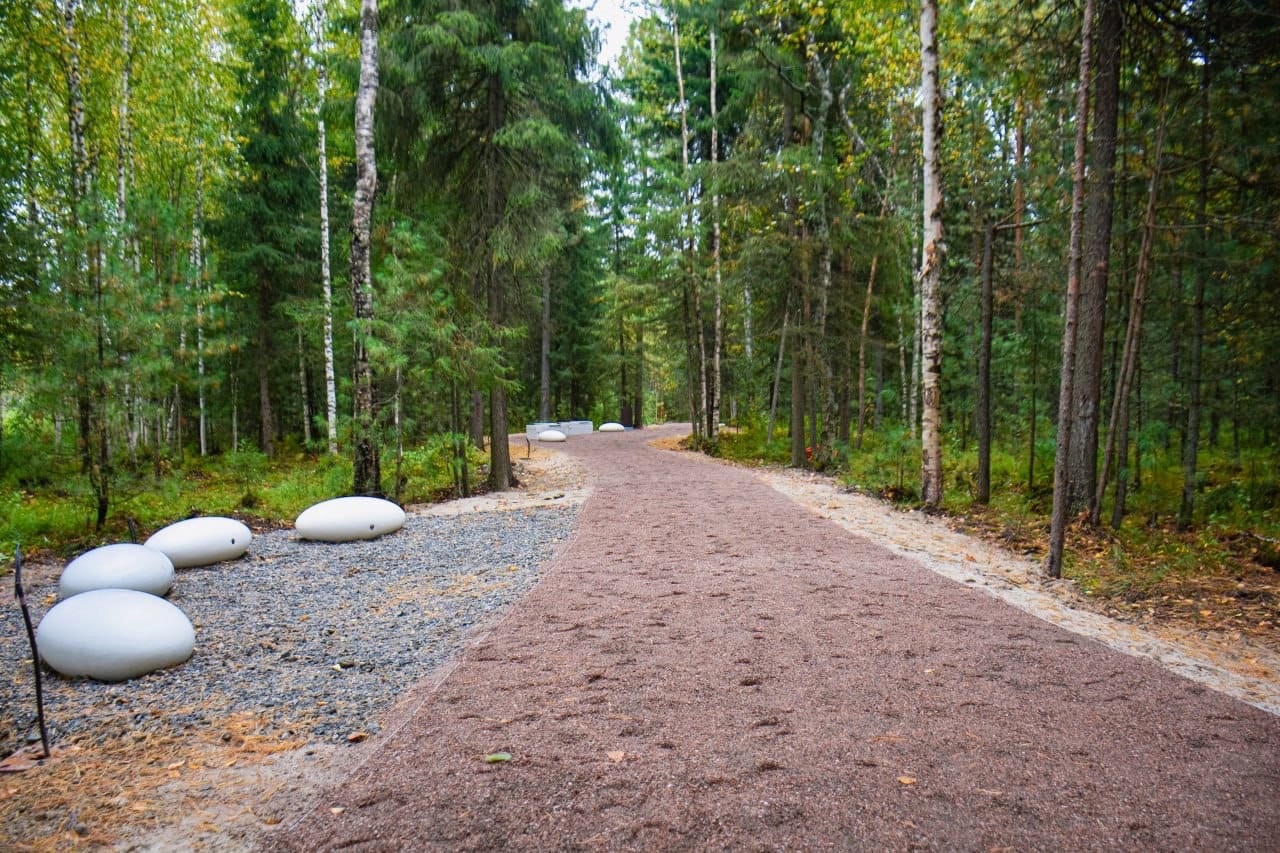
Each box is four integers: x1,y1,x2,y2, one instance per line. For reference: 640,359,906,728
897,776,917,785
607,750,625,763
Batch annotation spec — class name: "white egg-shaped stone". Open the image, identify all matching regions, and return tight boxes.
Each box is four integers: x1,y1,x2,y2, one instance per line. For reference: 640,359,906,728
599,422,625,432
59,543,175,600
37,589,195,682
538,429,567,442
144,517,252,568
295,496,406,542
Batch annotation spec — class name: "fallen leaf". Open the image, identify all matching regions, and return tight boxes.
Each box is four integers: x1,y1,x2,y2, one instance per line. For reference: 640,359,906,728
347,732,368,743
607,751,625,763
484,752,512,763
868,733,907,744
897,776,917,785
330,807,346,815
166,760,186,770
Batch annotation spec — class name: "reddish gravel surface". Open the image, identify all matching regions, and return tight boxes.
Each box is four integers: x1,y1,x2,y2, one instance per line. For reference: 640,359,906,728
262,425,1280,851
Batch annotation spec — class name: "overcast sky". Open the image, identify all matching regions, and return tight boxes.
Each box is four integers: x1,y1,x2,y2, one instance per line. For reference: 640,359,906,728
573,0,640,71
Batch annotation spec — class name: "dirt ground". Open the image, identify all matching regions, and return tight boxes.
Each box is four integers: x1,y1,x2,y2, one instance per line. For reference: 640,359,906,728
4,431,1277,850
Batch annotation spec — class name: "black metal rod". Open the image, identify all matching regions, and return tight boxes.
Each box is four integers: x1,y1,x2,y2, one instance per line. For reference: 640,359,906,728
14,546,50,758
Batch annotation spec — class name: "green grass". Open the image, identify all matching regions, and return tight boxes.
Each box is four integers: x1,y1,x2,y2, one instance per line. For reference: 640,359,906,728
2,440,485,566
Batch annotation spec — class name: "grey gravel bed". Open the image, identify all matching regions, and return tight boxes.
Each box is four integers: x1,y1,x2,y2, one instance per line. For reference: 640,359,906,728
0,505,577,752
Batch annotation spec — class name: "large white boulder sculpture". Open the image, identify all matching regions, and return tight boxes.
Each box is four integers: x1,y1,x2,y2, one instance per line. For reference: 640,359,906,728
599,422,625,432
295,496,406,542
538,429,567,442
37,589,196,681
145,517,252,568
59,543,175,600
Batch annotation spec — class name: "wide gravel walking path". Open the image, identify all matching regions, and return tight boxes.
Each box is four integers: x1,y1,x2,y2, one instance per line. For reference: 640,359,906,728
263,425,1279,851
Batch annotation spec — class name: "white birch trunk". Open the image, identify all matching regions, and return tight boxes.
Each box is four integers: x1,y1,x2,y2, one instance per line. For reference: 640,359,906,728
350,0,380,494
918,0,945,508
192,159,208,456
317,41,339,456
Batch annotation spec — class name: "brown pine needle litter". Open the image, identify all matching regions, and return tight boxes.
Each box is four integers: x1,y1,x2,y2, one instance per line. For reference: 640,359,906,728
1,711,305,850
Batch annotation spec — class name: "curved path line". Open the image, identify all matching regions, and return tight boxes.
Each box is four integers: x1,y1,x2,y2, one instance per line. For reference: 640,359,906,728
265,425,1279,851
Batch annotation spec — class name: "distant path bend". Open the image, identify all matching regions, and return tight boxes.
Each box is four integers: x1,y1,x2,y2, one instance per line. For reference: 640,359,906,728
266,424,1280,851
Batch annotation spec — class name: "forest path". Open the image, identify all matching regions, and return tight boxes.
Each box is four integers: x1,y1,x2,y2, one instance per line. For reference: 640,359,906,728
264,424,1279,851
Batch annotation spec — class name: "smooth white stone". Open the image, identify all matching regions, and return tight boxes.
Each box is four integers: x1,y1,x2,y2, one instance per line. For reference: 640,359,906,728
599,422,625,432
538,429,567,442
295,496,407,542
59,543,175,600
144,517,253,568
37,589,195,682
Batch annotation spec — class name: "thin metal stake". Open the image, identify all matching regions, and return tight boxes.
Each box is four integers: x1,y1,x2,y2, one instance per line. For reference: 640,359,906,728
14,546,50,758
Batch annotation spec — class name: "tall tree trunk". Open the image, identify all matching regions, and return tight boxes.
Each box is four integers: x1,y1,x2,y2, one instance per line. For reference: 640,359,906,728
767,304,789,444
1180,49,1212,529
1045,0,1096,579
483,68,511,492
192,159,208,457
976,222,995,504
674,13,706,443
470,391,485,449
1068,0,1122,514
709,24,723,445
540,266,552,421
898,312,909,428
807,46,838,466
63,0,109,527
258,284,275,456
350,0,381,496
297,326,312,445
1097,85,1168,527
855,255,878,451
918,0,945,509
790,342,806,467
318,50,339,456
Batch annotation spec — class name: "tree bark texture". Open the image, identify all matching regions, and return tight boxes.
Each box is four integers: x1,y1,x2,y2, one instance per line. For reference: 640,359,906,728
709,24,723,443
350,0,381,495
855,256,878,451
918,0,945,509
540,266,552,421
1068,0,1122,513
1180,51,1212,529
318,55,339,456
977,222,995,504
1046,0,1096,579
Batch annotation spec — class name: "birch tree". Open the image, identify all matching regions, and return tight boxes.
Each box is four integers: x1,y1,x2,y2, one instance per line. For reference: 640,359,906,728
350,0,380,495
313,3,340,456
918,0,945,509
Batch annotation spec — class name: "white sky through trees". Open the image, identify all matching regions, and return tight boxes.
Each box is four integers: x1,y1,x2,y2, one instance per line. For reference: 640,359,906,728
572,0,638,70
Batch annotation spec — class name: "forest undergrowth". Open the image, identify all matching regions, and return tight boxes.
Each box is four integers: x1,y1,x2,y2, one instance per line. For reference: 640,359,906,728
0,434,487,567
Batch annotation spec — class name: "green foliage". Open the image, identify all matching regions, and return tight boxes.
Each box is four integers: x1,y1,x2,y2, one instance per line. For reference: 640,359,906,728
0,436,482,566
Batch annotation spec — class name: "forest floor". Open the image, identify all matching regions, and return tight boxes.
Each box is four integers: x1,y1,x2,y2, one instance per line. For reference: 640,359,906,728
2,427,1280,845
